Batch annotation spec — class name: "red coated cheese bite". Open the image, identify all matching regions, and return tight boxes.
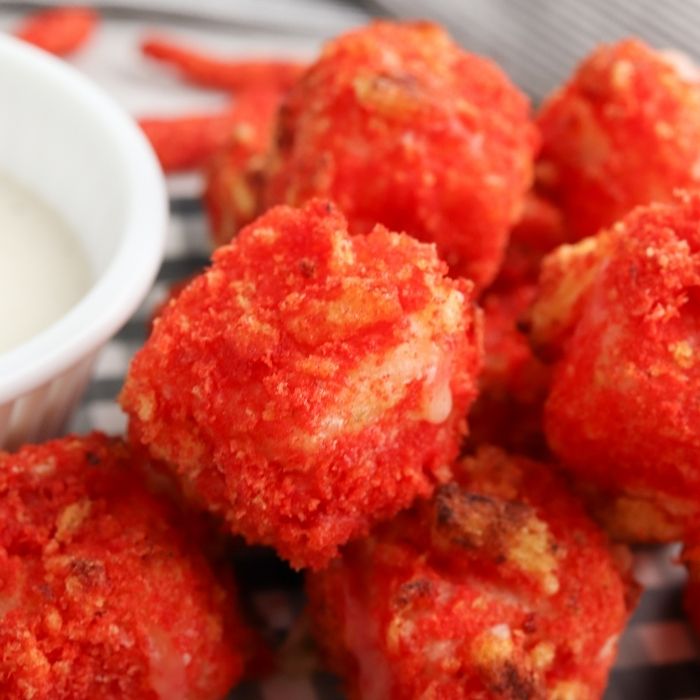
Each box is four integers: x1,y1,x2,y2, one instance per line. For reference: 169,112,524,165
121,198,482,569
537,39,700,240
307,446,635,700
529,192,700,542
204,20,537,290
0,433,251,700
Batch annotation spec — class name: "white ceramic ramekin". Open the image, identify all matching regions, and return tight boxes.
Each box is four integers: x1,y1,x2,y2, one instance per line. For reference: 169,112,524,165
0,35,167,450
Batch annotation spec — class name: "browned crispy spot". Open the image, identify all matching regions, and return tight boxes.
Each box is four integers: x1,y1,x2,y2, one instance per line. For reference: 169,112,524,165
299,258,317,278
432,484,533,555
393,578,434,609
471,627,545,700
489,661,542,700
431,484,560,594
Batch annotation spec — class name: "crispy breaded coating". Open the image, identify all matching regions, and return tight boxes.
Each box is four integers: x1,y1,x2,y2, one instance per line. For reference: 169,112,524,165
469,285,550,457
262,20,537,290
0,434,250,700
530,192,700,542
538,39,700,240
121,199,482,569
307,446,635,700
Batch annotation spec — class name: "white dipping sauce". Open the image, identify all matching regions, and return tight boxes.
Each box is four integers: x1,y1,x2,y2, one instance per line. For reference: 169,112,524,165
0,175,91,354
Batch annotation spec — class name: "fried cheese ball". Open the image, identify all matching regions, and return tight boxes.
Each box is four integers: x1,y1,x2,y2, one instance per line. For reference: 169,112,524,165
307,446,634,700
529,192,700,542
263,21,537,290
121,199,482,570
468,285,550,457
0,433,251,700
537,39,700,240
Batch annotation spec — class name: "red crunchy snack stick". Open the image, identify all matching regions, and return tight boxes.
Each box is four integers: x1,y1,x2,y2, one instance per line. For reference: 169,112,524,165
529,191,700,542
15,7,98,57
139,89,278,172
142,36,305,93
538,39,700,240
0,433,253,700
120,199,482,569
307,446,636,700
139,110,239,173
263,20,538,290
468,285,550,457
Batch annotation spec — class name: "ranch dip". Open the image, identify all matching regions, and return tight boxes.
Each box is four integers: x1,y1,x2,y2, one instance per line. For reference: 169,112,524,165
0,175,91,354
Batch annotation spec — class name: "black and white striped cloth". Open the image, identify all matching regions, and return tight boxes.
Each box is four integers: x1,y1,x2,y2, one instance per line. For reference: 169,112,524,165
373,0,700,105
3,2,700,697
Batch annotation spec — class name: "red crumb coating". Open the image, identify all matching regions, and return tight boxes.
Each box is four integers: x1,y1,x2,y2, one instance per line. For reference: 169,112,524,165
263,20,537,290
141,36,305,93
120,199,482,570
15,7,98,57
469,285,550,457
307,446,635,700
537,39,700,240
0,433,250,700
530,192,700,542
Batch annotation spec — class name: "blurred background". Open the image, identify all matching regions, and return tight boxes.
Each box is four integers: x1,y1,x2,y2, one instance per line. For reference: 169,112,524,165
4,0,700,193
7,0,700,105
